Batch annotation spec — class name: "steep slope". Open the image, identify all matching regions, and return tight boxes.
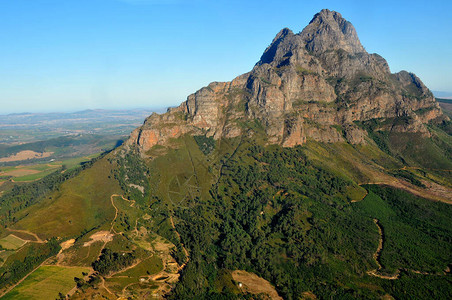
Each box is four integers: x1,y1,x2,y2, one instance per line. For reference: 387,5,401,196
128,9,447,152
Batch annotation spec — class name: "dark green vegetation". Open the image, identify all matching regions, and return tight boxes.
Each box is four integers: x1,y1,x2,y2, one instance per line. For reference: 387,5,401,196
390,169,425,187
355,185,452,275
0,153,106,227
194,135,216,155
0,124,451,299
92,249,135,275
0,239,60,290
113,147,150,205
2,265,90,300
140,136,452,299
358,117,452,173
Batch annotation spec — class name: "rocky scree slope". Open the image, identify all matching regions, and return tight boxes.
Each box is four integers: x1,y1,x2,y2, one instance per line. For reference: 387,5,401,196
127,9,447,153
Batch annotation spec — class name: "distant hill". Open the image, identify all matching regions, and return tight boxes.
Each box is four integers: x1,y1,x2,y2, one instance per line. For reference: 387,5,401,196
437,97,452,118
0,108,161,144
433,91,452,99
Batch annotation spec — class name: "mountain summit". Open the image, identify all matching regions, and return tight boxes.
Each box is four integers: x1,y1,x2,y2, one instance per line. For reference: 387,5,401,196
301,9,365,54
127,9,447,152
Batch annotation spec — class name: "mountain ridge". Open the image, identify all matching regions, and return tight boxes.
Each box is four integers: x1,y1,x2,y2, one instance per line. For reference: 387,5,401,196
127,9,447,153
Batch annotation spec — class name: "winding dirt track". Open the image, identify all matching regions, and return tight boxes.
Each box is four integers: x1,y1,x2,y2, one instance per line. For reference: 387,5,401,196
0,260,46,297
109,194,121,231
367,219,399,280
372,219,383,270
100,276,115,297
366,219,448,280
0,228,49,297
6,228,44,243
95,194,121,257
169,215,189,270
2,194,192,299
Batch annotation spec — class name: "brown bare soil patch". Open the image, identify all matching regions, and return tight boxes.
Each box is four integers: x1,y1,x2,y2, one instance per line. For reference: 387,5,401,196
231,270,282,300
84,231,114,247
2,168,41,177
55,239,76,265
383,179,452,204
420,180,452,203
301,291,317,299
0,150,53,162
365,174,452,204
61,239,76,250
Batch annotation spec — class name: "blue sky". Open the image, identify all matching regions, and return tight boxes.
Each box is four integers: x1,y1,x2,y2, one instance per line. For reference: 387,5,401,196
1,0,451,114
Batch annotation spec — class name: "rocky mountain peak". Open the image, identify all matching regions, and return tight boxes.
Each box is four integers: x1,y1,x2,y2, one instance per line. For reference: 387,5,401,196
127,9,447,153
258,27,295,65
300,9,365,55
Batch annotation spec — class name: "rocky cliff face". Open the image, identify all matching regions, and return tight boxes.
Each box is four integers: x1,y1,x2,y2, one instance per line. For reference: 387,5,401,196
127,9,447,153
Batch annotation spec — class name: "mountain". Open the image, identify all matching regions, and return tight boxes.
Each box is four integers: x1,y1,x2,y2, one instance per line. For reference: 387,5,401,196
0,9,451,300
128,9,446,151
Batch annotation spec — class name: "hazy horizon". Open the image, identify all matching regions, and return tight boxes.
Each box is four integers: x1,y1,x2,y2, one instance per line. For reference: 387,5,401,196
0,106,168,116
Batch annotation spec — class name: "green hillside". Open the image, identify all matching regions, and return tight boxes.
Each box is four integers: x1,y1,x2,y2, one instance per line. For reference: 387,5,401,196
0,130,451,299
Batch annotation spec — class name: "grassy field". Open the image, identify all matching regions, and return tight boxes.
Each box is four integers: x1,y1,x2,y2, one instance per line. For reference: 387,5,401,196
0,153,102,183
147,135,240,210
0,250,15,266
114,255,163,278
0,164,59,182
13,168,60,182
2,265,89,300
303,140,401,184
105,255,164,295
105,276,140,294
55,153,101,170
12,156,121,239
0,234,27,250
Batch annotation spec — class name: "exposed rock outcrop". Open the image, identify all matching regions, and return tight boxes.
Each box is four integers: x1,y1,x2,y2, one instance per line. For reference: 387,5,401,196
126,9,448,154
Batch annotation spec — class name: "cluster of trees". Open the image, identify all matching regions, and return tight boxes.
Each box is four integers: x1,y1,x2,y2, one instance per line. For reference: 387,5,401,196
163,141,452,299
358,185,452,274
0,238,60,289
194,135,215,155
113,148,150,205
0,170,64,225
92,249,135,275
391,169,425,187
167,143,381,299
0,153,105,226
73,273,101,292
